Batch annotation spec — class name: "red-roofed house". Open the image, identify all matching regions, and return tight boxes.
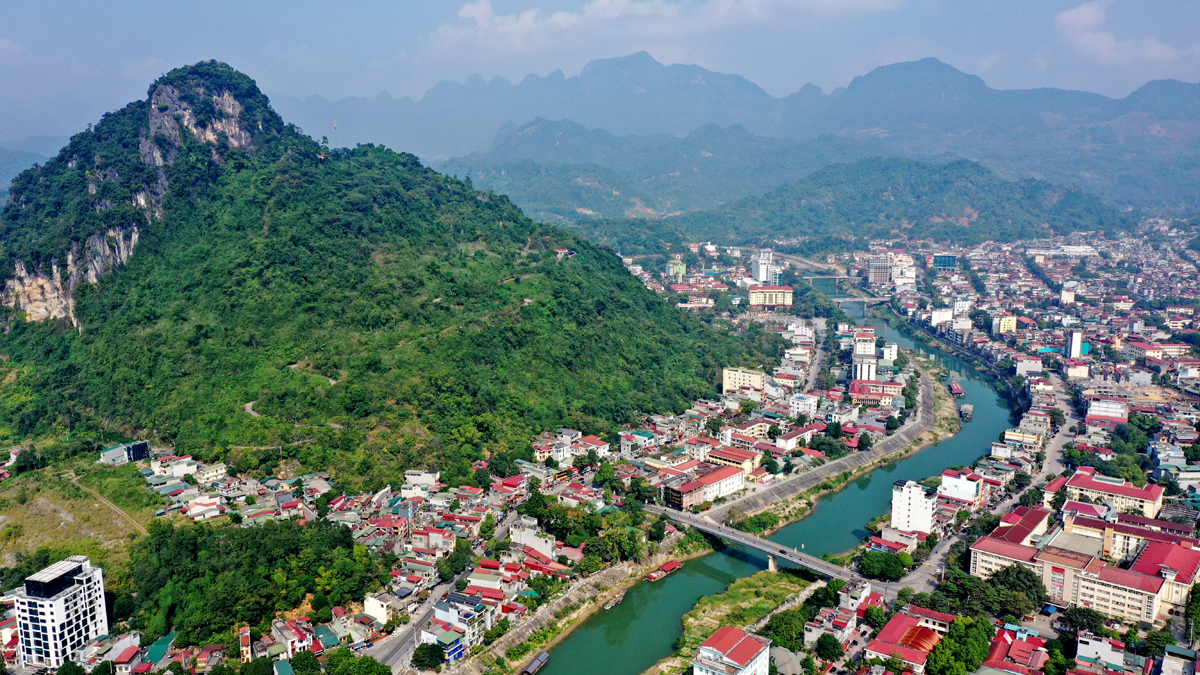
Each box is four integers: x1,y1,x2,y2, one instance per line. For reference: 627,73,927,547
692,626,770,675
863,611,944,675
113,646,142,675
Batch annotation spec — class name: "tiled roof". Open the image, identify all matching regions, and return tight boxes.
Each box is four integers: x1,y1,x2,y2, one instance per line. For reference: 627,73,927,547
1095,566,1163,594
1066,471,1164,501
970,535,1039,562
1131,541,1200,585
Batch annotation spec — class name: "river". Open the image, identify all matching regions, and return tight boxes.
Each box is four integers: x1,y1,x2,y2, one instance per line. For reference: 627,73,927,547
538,283,1012,675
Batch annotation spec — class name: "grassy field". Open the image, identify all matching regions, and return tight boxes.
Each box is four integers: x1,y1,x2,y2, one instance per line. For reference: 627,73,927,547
0,460,162,576
641,570,810,675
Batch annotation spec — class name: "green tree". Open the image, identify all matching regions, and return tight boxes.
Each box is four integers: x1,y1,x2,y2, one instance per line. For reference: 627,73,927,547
705,417,723,437
1051,490,1067,511
1059,606,1107,634
593,461,617,490
767,425,782,440
864,605,888,629
1019,487,1044,508
1047,408,1066,428
761,609,807,651
241,660,275,675
860,551,907,581
325,648,390,675
290,650,321,675
1143,629,1176,657
649,518,667,542
58,663,86,675
858,432,874,451
479,512,496,539
815,633,844,661
990,565,1050,605
925,617,995,675
1012,471,1032,490
412,643,446,671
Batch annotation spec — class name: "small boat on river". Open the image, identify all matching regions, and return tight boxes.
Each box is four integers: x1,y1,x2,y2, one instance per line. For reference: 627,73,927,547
948,381,965,398
959,404,973,421
604,591,626,610
647,560,682,582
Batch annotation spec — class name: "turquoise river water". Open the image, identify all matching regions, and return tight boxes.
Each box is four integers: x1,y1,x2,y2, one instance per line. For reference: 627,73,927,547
538,286,1012,675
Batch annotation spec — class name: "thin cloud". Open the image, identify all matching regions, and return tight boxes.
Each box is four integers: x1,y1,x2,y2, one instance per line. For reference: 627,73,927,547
0,38,26,60
1055,0,1197,65
430,0,901,58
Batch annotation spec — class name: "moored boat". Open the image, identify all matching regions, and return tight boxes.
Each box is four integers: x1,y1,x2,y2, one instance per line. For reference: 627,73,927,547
648,560,682,582
959,404,973,421
603,591,626,610
948,381,965,398
523,651,550,674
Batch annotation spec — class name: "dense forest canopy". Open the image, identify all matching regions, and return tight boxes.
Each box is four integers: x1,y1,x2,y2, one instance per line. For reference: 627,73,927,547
0,62,779,488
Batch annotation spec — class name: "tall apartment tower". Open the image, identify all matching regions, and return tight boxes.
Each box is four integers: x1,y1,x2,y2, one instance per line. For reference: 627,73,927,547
1068,331,1084,359
891,480,936,534
852,334,878,381
751,250,777,284
15,556,108,669
868,254,893,286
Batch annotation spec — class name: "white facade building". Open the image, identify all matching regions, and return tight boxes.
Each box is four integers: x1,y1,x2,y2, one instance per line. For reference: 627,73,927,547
1069,331,1084,359
891,480,936,535
15,556,108,669
789,394,821,419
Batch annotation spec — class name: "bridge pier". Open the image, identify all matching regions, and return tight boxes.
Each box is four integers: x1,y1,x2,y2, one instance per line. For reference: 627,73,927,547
768,555,778,573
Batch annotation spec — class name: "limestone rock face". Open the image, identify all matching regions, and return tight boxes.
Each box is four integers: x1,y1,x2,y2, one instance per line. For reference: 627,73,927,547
4,68,259,327
3,226,139,326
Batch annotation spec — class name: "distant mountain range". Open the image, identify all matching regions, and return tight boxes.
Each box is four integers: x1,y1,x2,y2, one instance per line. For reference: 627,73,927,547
0,143,52,206
272,52,1200,211
567,157,1132,255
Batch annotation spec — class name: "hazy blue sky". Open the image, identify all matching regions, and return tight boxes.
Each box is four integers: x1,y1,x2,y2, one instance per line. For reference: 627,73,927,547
1,0,1198,140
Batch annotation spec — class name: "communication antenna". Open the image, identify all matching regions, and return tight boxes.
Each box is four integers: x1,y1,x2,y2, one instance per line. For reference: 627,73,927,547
332,119,338,149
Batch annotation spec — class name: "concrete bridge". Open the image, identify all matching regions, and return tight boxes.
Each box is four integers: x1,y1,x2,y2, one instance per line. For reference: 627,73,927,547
802,275,852,281
827,296,891,306
647,506,861,581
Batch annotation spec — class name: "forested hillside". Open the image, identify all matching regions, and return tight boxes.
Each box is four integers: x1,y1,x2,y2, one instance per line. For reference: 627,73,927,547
0,62,779,489
568,157,1132,253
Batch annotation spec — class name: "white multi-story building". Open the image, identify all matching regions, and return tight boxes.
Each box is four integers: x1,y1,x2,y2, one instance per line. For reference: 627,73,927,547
878,342,899,362
891,480,936,535
1068,331,1084,359
788,393,820,418
751,251,780,285
15,556,108,669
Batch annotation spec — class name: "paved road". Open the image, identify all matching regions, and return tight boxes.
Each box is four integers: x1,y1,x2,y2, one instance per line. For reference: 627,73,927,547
650,506,861,581
877,373,1080,601
802,327,828,392
706,372,935,523
364,579,453,669
366,510,523,670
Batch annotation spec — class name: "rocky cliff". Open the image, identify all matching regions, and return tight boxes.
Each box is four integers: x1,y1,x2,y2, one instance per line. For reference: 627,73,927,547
1,60,281,327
